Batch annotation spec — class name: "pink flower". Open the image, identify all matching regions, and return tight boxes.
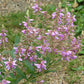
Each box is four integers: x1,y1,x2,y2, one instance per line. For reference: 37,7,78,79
2,79,10,84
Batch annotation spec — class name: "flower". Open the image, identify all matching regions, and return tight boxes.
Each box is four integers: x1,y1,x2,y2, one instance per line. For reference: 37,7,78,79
13,47,26,56
61,51,77,61
32,3,42,13
34,60,46,72
72,15,76,22
40,80,44,84
22,21,27,28
52,12,56,19
4,57,17,70
19,23,21,25
0,30,8,45
2,79,10,84
29,55,37,62
37,35,43,40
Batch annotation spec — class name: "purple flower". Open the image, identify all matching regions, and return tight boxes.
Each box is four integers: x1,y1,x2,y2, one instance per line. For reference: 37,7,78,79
4,38,8,42
22,21,27,28
0,33,7,36
32,3,42,13
34,60,46,72
59,13,64,18
21,30,26,34
52,12,56,19
19,57,22,61
40,80,44,84
37,35,43,40
29,55,37,62
4,57,17,70
72,15,76,22
61,50,77,61
28,19,34,24
41,11,47,15
13,47,26,56
67,12,71,18
58,34,64,40
0,30,8,45
19,23,21,25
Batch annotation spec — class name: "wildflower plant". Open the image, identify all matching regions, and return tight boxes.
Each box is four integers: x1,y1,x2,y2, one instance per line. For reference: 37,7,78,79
0,25,8,48
0,1,81,84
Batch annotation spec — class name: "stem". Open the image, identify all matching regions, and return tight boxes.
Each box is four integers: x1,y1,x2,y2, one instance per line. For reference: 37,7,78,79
75,0,76,3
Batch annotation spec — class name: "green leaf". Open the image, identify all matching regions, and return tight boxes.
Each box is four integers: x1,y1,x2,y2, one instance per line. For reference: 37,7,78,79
35,50,41,58
6,77,16,84
44,70,57,73
9,49,15,59
79,50,84,55
14,35,20,44
15,67,27,80
24,60,35,73
72,66,84,71
9,73,15,78
15,77,23,84
77,6,84,10
46,55,50,66
78,0,83,2
7,77,23,84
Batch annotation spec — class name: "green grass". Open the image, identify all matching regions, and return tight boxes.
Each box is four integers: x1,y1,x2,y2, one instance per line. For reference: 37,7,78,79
0,12,26,29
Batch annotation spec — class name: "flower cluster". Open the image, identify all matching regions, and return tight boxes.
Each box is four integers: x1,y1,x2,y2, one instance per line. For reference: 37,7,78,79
32,3,42,13
4,57,17,70
0,30,8,46
13,45,26,61
35,60,46,72
61,50,77,61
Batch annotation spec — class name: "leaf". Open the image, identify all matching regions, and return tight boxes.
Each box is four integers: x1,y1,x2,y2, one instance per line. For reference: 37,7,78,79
77,6,84,10
9,49,15,59
9,73,15,78
79,50,84,55
78,0,83,2
15,77,23,84
24,60,35,73
14,35,20,44
46,55,50,66
6,77,16,84
35,50,41,58
15,67,27,80
72,66,84,71
26,10,29,17
44,70,57,73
